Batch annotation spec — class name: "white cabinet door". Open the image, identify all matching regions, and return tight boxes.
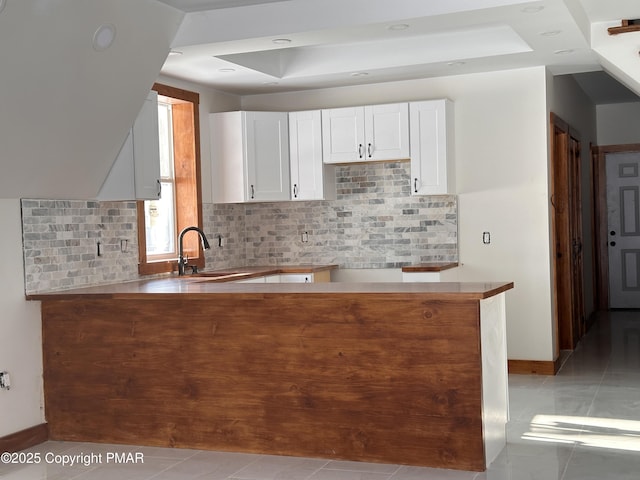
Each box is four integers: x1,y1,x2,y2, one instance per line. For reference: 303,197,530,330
289,110,335,201
409,99,454,195
364,103,410,161
98,91,161,200
244,111,290,202
322,103,408,164
279,273,314,283
133,91,162,200
210,111,245,204
210,111,291,203
401,271,442,282
321,107,365,164
236,276,267,283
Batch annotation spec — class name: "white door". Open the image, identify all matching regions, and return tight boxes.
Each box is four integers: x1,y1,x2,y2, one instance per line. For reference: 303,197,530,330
409,99,453,195
364,103,409,161
606,152,640,308
321,107,365,163
244,111,290,201
133,91,162,200
289,110,324,200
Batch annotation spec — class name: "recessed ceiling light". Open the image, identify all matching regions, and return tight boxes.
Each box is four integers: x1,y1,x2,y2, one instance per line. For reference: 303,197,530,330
93,23,116,51
350,72,369,77
447,61,466,67
272,38,292,45
554,49,575,55
168,50,183,56
522,6,544,13
263,82,279,86
0,0,6,14
540,30,562,37
218,68,236,72
388,23,409,31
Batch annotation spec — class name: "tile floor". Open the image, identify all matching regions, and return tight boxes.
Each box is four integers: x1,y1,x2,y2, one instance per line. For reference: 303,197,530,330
2,310,640,480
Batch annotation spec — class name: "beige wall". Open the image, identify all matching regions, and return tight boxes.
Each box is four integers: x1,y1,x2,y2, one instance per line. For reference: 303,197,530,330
241,66,555,362
0,199,44,436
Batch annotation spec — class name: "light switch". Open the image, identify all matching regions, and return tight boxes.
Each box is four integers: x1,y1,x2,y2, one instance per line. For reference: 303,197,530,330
483,232,491,244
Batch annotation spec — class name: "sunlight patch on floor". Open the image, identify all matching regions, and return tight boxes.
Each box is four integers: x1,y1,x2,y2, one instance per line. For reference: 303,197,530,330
523,414,640,452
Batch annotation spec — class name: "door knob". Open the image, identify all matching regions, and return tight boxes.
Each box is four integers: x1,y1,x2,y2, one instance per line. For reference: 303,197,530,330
610,241,616,247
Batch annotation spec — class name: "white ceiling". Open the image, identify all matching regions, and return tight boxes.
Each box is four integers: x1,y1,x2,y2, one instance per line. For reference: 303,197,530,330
157,0,640,99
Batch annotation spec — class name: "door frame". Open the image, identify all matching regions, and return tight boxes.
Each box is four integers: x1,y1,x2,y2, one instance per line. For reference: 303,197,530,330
550,113,585,351
591,143,640,310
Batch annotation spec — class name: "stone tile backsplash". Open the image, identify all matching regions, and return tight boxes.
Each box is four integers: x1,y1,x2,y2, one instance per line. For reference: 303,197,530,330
21,199,140,294
241,163,456,268
22,162,457,294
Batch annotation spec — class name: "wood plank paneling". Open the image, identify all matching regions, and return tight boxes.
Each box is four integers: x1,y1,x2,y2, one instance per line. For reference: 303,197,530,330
42,294,486,471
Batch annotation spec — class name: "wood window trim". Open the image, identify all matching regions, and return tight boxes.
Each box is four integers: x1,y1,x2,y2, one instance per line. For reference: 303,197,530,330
137,83,204,276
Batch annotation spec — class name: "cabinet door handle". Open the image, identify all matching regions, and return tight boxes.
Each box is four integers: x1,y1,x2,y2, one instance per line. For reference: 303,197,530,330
358,144,363,158
157,179,162,198
367,143,372,158
414,178,419,193
293,184,298,198
250,185,255,199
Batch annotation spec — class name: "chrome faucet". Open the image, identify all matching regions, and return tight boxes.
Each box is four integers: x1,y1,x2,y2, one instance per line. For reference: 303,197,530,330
178,226,211,276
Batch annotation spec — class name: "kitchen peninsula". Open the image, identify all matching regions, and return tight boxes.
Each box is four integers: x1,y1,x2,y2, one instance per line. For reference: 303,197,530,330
30,274,513,472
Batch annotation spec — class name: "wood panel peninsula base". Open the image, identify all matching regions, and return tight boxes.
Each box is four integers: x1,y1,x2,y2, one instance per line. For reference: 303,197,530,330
34,280,514,472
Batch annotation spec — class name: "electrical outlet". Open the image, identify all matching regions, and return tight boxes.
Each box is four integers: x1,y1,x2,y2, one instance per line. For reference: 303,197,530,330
0,371,11,391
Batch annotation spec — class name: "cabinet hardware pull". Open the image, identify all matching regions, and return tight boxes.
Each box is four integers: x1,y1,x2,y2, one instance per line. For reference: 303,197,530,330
414,178,418,193
367,143,372,158
250,185,255,199
358,144,363,158
157,179,162,198
293,184,298,198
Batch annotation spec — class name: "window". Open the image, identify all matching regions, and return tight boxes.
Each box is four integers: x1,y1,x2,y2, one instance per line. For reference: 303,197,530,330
137,83,203,275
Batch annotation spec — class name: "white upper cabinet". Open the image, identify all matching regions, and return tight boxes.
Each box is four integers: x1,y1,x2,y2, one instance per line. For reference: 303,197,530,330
97,91,161,201
409,99,455,195
210,111,290,203
365,103,410,161
132,91,162,200
288,110,336,201
321,103,409,164
321,107,365,163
